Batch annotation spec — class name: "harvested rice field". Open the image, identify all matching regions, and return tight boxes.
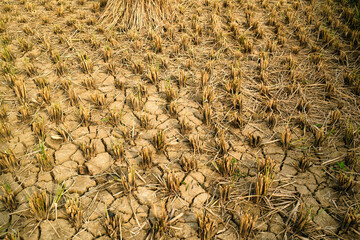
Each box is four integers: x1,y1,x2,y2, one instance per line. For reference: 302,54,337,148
0,0,359,239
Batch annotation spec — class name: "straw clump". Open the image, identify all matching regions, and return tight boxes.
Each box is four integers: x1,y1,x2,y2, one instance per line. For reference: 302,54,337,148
100,0,174,30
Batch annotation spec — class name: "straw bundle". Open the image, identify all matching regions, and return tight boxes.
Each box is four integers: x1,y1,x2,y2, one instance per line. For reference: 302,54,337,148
100,0,174,29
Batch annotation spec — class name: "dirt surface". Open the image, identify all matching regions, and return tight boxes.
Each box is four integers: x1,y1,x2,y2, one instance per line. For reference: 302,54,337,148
0,0,359,239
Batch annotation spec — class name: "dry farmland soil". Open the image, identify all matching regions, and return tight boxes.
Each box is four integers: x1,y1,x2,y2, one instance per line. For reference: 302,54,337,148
0,0,359,239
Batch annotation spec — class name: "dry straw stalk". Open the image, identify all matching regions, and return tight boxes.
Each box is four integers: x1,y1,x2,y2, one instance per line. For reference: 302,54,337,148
100,0,174,30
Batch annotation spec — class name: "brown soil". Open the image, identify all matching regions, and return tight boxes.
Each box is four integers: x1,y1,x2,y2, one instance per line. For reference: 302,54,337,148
0,0,359,239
